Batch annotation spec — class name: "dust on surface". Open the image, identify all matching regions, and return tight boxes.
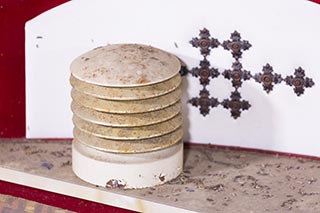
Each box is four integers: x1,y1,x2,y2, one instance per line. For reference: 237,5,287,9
0,140,320,212
111,146,320,212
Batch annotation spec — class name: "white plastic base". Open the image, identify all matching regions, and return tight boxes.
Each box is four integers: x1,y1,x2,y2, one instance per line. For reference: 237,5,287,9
72,141,183,189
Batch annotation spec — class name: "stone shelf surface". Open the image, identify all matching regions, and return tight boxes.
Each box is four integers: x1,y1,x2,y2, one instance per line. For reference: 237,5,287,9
0,140,320,212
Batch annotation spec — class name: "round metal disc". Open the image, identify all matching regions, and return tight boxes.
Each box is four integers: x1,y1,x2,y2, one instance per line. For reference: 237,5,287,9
72,114,182,140
73,127,183,153
71,87,181,114
71,101,181,127
70,44,181,87
70,74,181,100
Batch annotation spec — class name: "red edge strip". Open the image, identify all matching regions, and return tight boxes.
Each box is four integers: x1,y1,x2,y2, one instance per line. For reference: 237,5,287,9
0,0,73,138
0,180,136,213
310,0,320,4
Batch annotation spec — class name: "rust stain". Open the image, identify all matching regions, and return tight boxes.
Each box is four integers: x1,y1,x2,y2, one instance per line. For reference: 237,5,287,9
159,173,166,182
105,179,126,189
136,74,150,84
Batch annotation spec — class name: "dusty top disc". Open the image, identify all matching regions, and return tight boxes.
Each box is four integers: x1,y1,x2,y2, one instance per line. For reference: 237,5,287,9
70,44,181,87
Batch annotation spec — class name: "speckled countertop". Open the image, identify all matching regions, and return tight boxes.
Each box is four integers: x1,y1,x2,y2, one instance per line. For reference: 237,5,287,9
0,139,320,212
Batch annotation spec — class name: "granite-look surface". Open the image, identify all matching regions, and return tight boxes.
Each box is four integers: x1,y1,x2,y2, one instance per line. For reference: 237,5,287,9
0,140,320,212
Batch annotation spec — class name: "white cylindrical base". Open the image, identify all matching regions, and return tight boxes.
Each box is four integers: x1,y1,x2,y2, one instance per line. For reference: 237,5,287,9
72,141,183,189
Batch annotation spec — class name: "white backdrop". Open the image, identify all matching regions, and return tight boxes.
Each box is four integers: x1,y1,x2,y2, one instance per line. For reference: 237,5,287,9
26,0,320,156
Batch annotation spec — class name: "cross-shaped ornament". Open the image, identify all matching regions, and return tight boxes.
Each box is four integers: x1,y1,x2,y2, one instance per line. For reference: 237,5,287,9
254,63,283,93
188,88,219,116
190,28,220,57
221,90,251,119
285,67,315,96
222,31,251,60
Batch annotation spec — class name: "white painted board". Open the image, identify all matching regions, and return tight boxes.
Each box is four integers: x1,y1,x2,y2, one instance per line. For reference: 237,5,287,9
26,0,320,156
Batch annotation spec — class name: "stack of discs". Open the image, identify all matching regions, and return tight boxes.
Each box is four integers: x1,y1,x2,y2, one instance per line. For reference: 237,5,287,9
70,44,183,189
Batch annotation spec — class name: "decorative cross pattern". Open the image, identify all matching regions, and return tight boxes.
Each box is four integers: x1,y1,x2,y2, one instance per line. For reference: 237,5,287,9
188,88,219,116
222,31,251,60
185,28,315,119
221,91,251,119
189,28,220,87
190,58,219,86
190,28,220,57
254,64,282,93
284,67,315,96
222,61,252,89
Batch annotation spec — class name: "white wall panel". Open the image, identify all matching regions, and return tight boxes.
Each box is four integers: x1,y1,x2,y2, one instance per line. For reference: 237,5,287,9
26,0,320,156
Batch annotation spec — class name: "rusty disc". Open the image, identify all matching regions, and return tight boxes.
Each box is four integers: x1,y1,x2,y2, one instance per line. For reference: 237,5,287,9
73,127,183,153
72,114,182,140
71,87,181,114
70,74,181,100
70,44,181,87
71,101,181,127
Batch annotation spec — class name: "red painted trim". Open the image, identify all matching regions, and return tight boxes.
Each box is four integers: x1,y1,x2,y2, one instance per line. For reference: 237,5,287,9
0,0,71,138
27,138,73,141
184,142,320,161
0,180,136,213
310,0,320,4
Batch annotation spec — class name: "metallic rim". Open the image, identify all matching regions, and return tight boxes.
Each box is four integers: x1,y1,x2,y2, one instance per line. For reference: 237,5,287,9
71,101,181,127
70,74,181,100
72,114,182,140
73,127,183,153
71,87,181,114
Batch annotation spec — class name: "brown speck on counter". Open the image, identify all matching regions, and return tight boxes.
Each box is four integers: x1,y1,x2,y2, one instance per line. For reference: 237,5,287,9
50,151,64,157
61,160,71,167
159,174,166,182
207,184,224,192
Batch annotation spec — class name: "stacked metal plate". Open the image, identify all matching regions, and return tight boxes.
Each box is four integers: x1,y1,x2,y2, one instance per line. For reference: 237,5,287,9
70,44,183,189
